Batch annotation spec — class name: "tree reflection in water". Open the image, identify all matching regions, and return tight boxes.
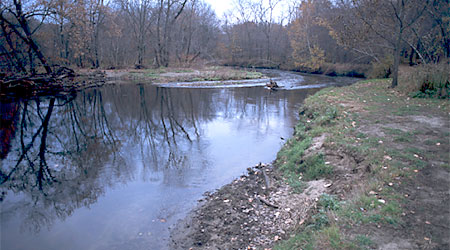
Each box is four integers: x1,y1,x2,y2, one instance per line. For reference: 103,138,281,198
0,84,310,236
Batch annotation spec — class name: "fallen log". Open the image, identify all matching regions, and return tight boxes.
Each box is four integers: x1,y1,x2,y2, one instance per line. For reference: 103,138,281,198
257,195,279,209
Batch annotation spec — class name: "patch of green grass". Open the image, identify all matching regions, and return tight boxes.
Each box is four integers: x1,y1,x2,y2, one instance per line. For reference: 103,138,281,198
144,72,160,78
285,173,306,193
309,194,342,230
356,132,368,139
354,235,375,248
244,71,263,79
393,135,413,143
381,201,401,217
441,163,450,169
423,138,444,145
277,137,312,173
386,148,427,169
319,194,341,211
383,127,414,143
392,105,422,116
302,154,334,180
274,230,315,250
173,69,194,73
317,226,358,249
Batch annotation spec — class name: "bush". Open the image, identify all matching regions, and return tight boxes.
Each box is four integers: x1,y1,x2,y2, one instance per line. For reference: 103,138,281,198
367,55,393,79
400,63,449,99
321,63,368,78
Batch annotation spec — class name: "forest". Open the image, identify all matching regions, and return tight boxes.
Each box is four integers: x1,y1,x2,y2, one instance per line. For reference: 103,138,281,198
0,0,449,89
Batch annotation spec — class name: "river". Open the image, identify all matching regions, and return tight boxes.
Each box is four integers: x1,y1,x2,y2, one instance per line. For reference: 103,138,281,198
0,70,356,250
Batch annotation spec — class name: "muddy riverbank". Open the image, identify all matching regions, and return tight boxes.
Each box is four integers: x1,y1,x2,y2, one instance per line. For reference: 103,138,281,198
169,79,450,249
170,163,328,249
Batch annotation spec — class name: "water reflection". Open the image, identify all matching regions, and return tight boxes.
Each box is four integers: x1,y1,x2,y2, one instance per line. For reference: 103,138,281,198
0,81,334,249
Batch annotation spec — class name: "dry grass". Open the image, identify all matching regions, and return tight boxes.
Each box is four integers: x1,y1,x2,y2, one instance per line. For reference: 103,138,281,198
115,66,266,83
399,63,449,98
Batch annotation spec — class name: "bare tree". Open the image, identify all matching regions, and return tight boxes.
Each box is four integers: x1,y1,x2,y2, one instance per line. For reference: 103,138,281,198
346,0,430,87
0,0,53,74
153,0,188,67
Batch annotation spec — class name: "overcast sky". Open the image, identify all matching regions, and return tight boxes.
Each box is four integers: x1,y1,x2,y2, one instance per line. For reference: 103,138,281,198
203,0,289,23
203,0,234,18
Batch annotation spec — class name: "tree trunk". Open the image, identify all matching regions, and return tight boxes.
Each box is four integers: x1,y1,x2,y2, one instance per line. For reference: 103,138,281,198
13,0,52,74
391,27,403,88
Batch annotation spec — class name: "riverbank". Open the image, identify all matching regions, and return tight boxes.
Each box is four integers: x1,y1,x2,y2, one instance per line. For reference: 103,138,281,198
170,79,450,249
0,69,106,99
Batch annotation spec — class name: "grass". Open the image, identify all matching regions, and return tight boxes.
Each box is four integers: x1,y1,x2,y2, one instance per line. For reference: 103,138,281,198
276,96,340,185
273,76,449,249
399,63,449,99
126,66,266,83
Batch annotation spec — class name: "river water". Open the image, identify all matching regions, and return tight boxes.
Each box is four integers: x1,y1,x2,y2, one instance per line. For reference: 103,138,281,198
0,71,356,250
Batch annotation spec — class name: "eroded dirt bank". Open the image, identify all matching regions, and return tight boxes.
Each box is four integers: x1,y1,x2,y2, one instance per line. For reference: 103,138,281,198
170,79,449,250
170,163,328,249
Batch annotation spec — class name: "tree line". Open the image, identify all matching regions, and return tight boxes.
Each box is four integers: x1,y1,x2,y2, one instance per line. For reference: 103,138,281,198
1,0,449,82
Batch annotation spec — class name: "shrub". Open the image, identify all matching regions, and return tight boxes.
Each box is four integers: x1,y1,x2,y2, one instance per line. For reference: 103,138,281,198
322,63,368,78
400,63,449,99
367,55,393,79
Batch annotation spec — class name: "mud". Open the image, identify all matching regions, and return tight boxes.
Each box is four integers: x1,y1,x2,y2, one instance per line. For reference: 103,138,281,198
170,163,329,249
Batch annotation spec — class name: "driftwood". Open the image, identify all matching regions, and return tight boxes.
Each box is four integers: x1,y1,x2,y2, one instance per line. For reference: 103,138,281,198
257,195,279,209
0,67,105,99
266,79,279,90
261,170,272,190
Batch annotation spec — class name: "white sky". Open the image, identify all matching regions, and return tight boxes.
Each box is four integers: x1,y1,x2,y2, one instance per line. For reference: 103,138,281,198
203,0,234,18
203,0,290,23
